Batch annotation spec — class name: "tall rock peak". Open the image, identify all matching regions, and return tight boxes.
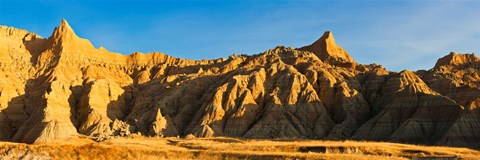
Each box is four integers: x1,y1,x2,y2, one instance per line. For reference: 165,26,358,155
48,19,95,51
299,31,357,68
322,31,335,45
60,19,72,31
52,19,77,42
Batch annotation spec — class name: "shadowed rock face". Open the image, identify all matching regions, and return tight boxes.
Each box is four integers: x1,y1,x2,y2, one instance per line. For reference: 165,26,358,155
0,19,478,148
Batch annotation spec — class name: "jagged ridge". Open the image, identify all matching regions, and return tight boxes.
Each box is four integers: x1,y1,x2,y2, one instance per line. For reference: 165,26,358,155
0,20,479,149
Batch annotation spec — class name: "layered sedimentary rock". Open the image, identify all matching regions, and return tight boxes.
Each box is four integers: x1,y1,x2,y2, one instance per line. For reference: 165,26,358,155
352,70,463,144
419,52,480,107
0,19,479,149
76,79,128,138
438,99,480,148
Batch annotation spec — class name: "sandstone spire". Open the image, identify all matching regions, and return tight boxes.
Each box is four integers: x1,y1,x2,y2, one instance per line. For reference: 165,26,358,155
299,31,357,68
48,19,95,51
52,19,76,42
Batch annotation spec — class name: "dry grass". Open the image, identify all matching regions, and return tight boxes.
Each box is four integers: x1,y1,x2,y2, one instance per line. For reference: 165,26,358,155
0,136,478,160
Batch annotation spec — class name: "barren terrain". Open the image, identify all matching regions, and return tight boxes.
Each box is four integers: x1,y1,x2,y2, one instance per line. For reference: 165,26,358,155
0,19,479,157
1,136,479,160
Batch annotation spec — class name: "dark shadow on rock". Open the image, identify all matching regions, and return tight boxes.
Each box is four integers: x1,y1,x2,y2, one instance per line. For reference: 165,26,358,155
22,33,48,65
0,94,27,140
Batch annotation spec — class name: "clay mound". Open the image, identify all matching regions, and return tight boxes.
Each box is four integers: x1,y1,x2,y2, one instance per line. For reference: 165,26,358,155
438,99,480,148
352,70,463,144
0,19,479,149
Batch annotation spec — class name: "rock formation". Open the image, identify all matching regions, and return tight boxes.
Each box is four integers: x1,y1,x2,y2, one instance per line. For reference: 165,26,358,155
0,19,479,149
299,31,357,68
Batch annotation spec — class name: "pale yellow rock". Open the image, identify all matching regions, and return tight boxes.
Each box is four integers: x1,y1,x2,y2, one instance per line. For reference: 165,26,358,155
12,80,78,143
0,19,479,150
150,107,179,137
76,79,127,137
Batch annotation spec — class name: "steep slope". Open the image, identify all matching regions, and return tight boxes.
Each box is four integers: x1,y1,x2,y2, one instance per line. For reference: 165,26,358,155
298,31,357,68
353,70,463,144
0,19,478,149
438,99,480,148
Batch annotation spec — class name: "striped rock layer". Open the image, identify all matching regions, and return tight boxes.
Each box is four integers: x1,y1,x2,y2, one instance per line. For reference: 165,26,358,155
0,20,478,149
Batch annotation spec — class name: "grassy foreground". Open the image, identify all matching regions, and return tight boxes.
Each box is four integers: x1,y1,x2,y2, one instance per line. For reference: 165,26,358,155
0,136,478,160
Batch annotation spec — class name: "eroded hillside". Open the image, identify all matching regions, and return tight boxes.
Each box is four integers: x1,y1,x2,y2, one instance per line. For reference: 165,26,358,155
0,19,478,149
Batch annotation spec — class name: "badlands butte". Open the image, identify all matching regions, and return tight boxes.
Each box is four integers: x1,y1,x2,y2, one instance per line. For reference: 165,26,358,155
0,19,479,149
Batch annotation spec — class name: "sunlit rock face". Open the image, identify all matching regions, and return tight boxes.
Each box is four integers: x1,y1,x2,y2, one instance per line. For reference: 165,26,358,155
0,19,479,149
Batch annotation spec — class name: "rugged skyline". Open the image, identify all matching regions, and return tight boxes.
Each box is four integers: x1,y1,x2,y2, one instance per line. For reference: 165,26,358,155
1,0,479,71
0,19,479,149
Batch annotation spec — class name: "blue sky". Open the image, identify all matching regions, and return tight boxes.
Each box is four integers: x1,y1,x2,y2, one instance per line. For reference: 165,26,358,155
1,0,479,71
